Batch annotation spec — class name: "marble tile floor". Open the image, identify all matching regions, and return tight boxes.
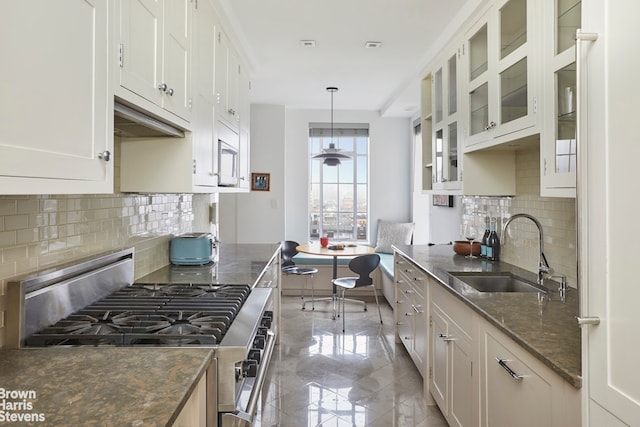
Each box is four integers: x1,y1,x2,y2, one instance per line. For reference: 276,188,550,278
258,295,448,427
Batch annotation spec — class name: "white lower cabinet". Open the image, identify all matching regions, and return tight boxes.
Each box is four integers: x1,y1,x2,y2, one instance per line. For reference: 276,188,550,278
394,254,428,378
430,281,476,427
479,321,580,427
394,253,580,426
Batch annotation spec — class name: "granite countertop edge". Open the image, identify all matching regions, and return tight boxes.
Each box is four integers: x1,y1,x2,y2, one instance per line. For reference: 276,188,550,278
0,347,214,426
392,244,582,389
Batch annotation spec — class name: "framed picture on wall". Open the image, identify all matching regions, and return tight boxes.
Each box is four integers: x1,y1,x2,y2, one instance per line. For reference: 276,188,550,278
251,173,270,191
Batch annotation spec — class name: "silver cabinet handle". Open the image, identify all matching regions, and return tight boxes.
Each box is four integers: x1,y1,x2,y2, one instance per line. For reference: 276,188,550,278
576,316,600,326
439,333,455,342
166,88,174,96
97,150,111,162
158,83,167,92
496,358,523,381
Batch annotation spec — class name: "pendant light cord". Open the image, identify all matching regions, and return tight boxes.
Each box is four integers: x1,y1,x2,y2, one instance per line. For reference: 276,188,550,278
327,87,338,148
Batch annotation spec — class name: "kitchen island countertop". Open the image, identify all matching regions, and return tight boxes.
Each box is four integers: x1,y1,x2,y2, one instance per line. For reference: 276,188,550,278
393,244,581,388
0,347,212,426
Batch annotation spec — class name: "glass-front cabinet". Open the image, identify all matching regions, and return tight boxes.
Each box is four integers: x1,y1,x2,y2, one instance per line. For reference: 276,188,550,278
541,0,581,197
432,48,462,190
465,0,539,149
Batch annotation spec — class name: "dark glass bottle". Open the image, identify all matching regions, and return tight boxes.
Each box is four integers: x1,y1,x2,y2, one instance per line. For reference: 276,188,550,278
487,217,500,261
480,216,490,258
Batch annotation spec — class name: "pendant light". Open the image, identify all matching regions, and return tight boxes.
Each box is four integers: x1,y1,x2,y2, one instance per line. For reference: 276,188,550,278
312,87,351,166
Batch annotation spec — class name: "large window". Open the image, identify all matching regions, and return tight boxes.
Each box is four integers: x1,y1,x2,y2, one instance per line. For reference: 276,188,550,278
309,124,369,242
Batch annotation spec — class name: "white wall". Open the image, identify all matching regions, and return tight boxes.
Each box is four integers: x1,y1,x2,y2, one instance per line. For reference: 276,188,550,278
220,106,413,244
220,104,286,244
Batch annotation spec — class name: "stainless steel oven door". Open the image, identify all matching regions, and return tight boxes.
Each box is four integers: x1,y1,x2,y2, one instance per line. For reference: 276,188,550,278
220,329,276,427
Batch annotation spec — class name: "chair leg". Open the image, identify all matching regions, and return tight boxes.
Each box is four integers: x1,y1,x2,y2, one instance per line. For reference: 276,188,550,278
300,274,317,310
372,285,383,324
341,288,346,332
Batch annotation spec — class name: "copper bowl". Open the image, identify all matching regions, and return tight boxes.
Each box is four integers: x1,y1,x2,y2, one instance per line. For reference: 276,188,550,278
453,240,481,256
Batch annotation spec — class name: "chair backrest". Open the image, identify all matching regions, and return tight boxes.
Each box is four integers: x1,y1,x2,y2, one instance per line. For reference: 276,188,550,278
348,253,381,287
280,240,299,268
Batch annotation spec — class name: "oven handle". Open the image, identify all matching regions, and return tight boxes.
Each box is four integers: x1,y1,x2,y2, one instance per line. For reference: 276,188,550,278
222,330,276,427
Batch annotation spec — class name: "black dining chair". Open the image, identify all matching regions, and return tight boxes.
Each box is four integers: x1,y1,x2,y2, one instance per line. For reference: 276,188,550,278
332,253,382,332
281,241,318,310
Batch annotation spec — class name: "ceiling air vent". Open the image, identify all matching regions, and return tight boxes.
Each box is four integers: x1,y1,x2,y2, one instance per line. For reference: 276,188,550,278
364,41,382,49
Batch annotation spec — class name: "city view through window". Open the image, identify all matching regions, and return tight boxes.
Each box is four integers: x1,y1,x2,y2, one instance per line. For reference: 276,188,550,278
309,125,369,242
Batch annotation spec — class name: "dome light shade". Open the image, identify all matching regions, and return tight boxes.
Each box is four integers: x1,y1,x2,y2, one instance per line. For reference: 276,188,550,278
312,87,351,166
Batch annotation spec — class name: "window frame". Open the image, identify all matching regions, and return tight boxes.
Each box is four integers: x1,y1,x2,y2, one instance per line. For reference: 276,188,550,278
308,124,369,242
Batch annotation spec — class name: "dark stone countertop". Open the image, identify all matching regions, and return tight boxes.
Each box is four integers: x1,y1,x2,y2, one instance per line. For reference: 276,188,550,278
0,348,213,426
393,244,581,388
136,243,280,286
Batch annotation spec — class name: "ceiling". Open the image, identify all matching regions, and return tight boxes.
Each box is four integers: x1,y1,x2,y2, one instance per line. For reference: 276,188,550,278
214,0,481,118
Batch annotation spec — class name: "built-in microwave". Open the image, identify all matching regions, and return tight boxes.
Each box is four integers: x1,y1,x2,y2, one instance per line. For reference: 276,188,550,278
217,122,239,187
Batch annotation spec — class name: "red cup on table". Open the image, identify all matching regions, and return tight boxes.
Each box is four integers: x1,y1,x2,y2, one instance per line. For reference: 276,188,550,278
320,237,329,248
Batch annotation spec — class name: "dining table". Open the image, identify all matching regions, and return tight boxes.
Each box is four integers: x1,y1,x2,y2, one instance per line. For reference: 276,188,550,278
296,243,376,319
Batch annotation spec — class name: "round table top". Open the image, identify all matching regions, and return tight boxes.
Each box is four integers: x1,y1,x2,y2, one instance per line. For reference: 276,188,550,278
296,243,376,257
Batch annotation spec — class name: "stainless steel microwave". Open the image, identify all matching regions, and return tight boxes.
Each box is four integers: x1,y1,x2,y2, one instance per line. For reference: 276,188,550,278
217,122,239,187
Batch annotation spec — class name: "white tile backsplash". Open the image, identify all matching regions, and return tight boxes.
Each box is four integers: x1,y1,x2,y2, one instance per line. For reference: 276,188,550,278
462,146,577,288
0,185,203,348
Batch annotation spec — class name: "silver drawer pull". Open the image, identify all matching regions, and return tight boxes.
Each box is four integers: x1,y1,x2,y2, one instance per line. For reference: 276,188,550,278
438,333,455,342
576,316,600,326
496,358,523,381
404,312,413,317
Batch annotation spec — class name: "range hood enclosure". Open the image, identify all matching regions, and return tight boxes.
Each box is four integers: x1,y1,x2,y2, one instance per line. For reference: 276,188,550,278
114,102,185,138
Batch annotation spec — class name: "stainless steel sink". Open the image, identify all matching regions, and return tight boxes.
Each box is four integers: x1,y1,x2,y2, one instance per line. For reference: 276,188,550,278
448,272,547,293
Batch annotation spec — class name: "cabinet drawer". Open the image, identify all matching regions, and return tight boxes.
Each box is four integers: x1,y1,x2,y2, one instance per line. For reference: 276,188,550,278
395,259,427,293
483,329,552,427
431,282,473,335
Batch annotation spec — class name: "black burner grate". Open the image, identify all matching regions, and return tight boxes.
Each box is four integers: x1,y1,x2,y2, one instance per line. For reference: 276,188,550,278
26,284,251,347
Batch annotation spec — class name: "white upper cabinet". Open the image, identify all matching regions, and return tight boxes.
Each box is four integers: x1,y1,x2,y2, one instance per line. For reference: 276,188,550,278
119,0,251,194
432,46,463,191
540,0,581,197
464,0,540,150
120,0,220,193
0,0,113,194
237,62,251,189
215,29,242,132
117,0,193,123
192,0,218,189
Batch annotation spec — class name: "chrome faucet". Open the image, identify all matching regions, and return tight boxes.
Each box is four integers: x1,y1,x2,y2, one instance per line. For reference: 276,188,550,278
502,213,551,285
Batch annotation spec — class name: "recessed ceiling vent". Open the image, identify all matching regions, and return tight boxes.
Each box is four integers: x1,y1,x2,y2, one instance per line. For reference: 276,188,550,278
364,41,382,49
300,40,316,48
